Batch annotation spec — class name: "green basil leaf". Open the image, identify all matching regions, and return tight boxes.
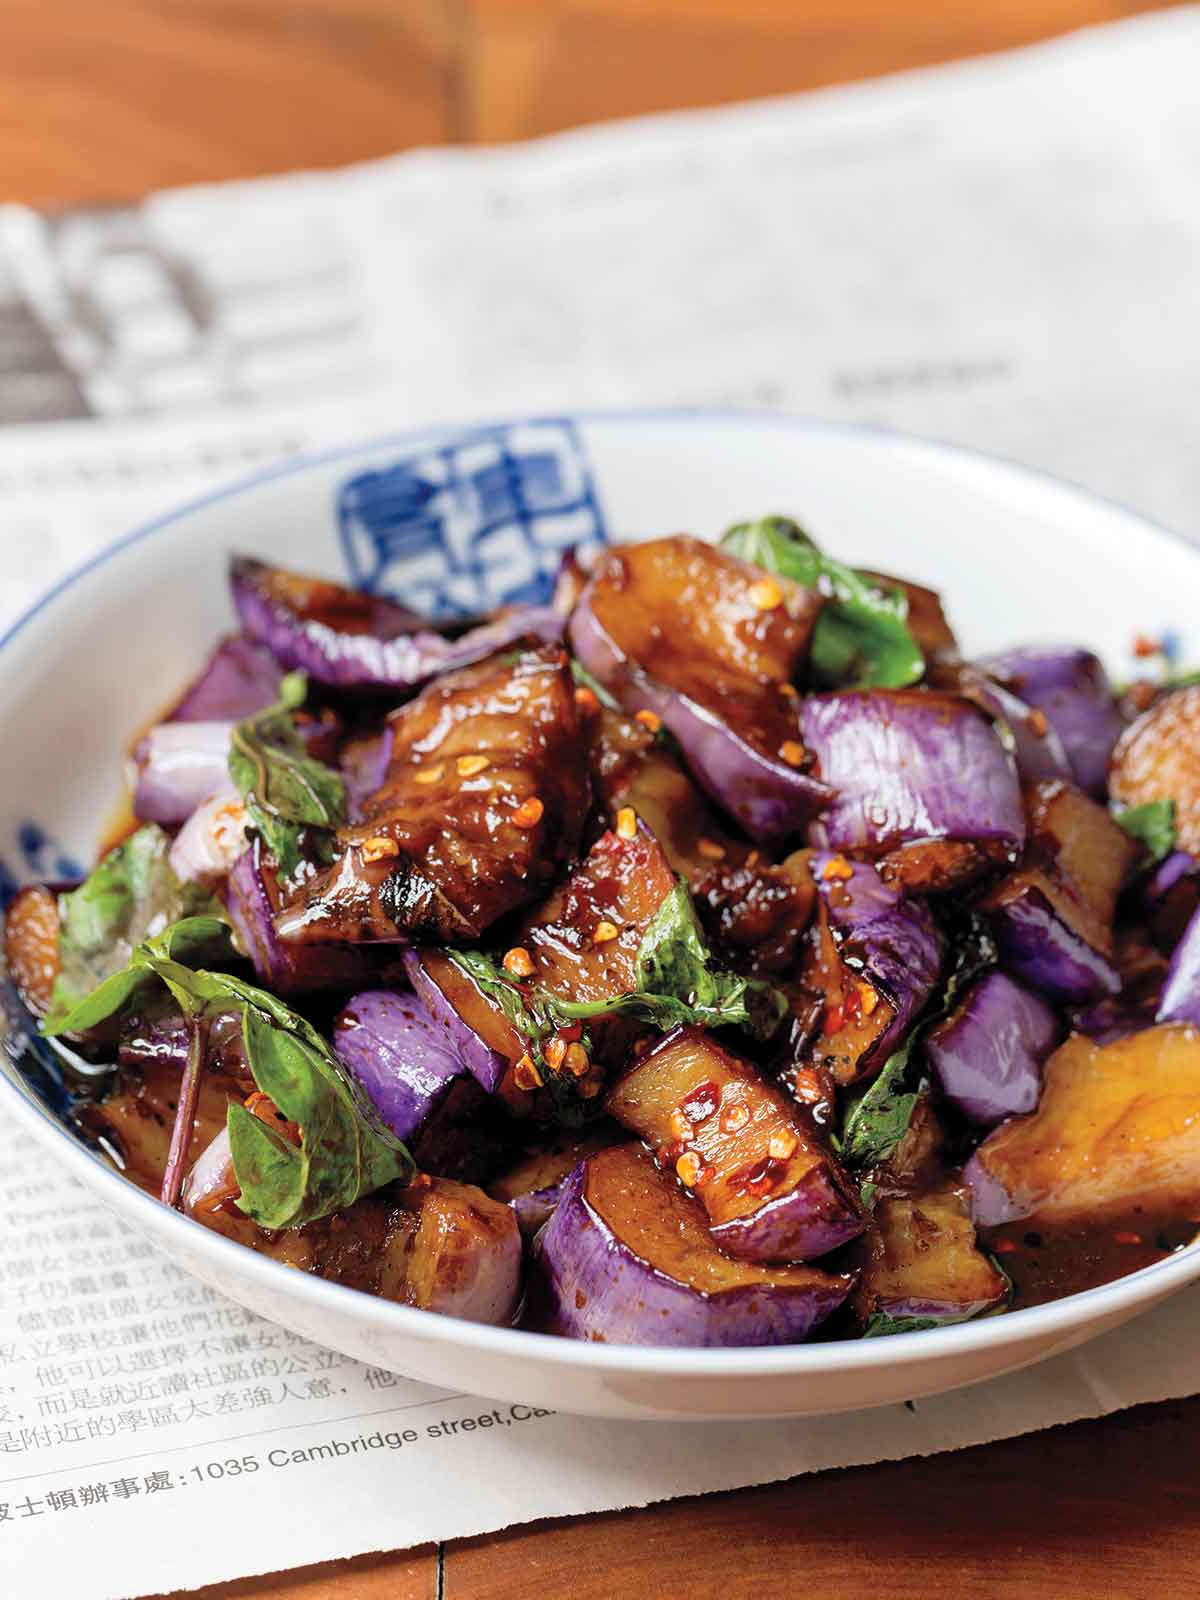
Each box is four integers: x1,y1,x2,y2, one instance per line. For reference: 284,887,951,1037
228,671,346,882
450,879,787,1051
42,917,237,1036
721,515,923,690
835,1036,920,1169
44,827,224,1033
1114,798,1177,864
227,1004,411,1229
861,1311,946,1338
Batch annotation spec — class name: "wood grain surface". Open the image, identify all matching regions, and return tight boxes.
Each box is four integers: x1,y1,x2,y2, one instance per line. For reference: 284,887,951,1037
4,1,1194,1596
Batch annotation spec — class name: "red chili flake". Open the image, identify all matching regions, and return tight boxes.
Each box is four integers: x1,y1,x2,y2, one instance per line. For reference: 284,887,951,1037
1133,634,1163,659
842,985,862,1024
1113,1229,1144,1246
992,1238,1019,1255
790,1068,824,1105
729,1156,788,1197
822,1003,846,1038
680,1079,720,1124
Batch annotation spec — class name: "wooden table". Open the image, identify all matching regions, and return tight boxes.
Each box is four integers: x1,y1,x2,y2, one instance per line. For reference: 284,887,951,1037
3,2,1193,1595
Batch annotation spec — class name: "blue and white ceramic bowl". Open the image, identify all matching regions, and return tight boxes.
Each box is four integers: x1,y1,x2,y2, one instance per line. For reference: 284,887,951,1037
2,412,1198,1421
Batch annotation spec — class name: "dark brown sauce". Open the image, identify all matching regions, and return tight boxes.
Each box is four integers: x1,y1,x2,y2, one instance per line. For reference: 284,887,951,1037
980,1212,1200,1309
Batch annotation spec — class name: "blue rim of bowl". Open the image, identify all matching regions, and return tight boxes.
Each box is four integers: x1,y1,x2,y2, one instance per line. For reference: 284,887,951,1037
2,406,1198,1381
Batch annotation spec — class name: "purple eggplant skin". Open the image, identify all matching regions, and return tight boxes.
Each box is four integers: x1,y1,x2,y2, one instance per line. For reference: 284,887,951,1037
230,555,563,693
332,989,466,1144
568,559,833,847
1157,902,1200,1028
811,851,944,1071
403,949,509,1094
223,844,398,995
978,646,1124,799
800,690,1025,857
943,666,1073,785
708,1161,866,1264
132,721,234,825
341,727,395,822
530,1147,854,1348
988,879,1121,1004
926,971,1060,1128
961,1150,1025,1227
167,634,282,723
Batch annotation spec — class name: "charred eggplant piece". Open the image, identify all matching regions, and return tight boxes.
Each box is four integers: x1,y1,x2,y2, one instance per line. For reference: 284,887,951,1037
275,646,589,945
405,823,680,1103
606,1025,864,1262
804,853,943,1086
570,536,832,844
530,1143,854,1346
800,689,1025,865
855,1187,1009,1329
965,1023,1200,1226
1111,684,1200,854
231,555,562,694
224,844,399,994
983,780,1138,1003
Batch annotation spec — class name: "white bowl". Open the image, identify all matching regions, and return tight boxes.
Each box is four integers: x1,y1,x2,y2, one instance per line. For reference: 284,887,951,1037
2,411,1197,1422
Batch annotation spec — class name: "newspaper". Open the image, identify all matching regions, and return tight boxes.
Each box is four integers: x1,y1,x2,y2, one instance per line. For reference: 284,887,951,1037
3,9,1200,1595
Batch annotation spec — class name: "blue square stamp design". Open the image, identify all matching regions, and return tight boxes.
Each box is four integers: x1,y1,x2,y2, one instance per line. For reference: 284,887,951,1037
335,418,607,615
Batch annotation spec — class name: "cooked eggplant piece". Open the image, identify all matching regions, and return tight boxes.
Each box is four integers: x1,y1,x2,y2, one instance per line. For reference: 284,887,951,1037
926,970,1060,1129
395,1176,522,1325
855,1187,1009,1328
946,662,1074,785
132,721,235,825
225,843,399,994
979,646,1124,799
964,1023,1200,1226
167,633,282,723
570,536,832,844
800,689,1025,864
1111,684,1200,854
404,823,680,1103
530,1142,854,1345
275,645,590,945
332,988,469,1144
518,823,677,1008
404,947,516,1095
193,1161,521,1324
4,884,61,1018
804,852,943,1086
606,1025,864,1262
982,780,1138,1003
488,1125,624,1234
231,555,563,693
692,852,816,978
